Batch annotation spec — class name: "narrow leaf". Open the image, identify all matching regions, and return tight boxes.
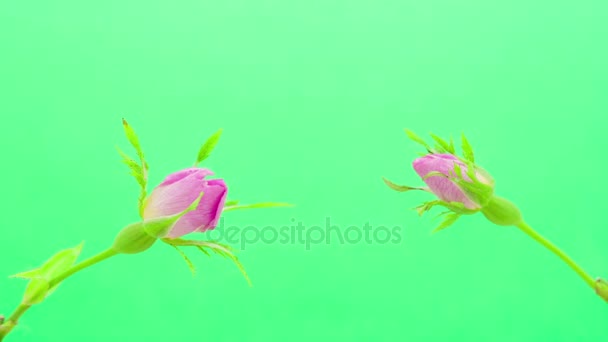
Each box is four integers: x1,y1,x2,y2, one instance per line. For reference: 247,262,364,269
196,128,223,165
461,133,475,163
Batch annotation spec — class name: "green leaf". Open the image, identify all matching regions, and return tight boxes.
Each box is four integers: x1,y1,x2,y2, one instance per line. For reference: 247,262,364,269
223,202,293,212
430,133,455,154
404,129,431,151
22,278,50,305
11,243,83,305
171,246,196,276
12,243,83,280
432,213,461,234
382,178,426,192
461,133,475,163
196,128,223,165
225,200,239,207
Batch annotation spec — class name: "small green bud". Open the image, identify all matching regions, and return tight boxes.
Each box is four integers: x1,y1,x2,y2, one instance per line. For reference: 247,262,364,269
481,195,523,226
113,193,205,254
112,222,157,254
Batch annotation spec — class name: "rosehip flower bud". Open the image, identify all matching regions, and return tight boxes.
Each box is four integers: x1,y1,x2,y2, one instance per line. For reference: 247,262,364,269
143,168,227,238
386,130,608,304
412,154,493,210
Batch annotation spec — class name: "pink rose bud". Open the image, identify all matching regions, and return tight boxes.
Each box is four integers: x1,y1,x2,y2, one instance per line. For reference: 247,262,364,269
412,154,482,209
143,168,228,238
412,154,495,209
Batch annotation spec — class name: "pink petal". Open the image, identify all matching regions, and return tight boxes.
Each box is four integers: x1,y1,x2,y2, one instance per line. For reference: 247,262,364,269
143,168,228,238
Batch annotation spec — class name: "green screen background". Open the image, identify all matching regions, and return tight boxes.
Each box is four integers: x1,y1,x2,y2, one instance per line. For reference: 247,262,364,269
1,1,607,341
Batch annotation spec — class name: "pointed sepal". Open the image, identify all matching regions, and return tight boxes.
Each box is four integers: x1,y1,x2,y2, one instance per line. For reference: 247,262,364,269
383,177,427,192
460,133,475,163
223,202,292,212
404,129,431,152
195,128,223,166
432,213,461,234
162,238,252,286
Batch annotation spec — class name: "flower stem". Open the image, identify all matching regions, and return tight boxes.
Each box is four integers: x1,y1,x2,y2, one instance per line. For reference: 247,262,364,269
516,221,595,289
0,248,118,341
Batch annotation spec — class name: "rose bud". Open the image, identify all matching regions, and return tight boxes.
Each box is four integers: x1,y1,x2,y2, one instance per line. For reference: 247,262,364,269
143,168,228,238
385,130,607,303
112,168,226,254
412,153,493,210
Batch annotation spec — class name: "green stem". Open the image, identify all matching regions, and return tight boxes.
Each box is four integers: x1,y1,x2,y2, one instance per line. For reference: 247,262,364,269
516,221,595,289
49,248,117,287
0,248,118,341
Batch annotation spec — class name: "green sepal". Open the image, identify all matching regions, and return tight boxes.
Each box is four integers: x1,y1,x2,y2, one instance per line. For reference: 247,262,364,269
461,133,475,163
422,171,447,181
481,195,523,226
162,238,252,286
404,129,431,152
225,199,239,207
112,222,157,255
430,133,455,154
415,200,477,216
171,245,197,276
452,176,494,207
195,128,223,165
382,177,427,192
596,278,608,302
448,160,495,208
223,202,292,212
11,243,83,305
143,192,205,237
113,193,204,254
432,213,461,233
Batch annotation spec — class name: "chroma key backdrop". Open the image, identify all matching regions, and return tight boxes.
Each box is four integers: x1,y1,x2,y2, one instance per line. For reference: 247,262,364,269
1,1,607,341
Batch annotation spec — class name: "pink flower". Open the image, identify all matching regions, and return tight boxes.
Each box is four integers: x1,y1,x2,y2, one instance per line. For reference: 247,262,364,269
412,154,492,210
143,168,227,238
